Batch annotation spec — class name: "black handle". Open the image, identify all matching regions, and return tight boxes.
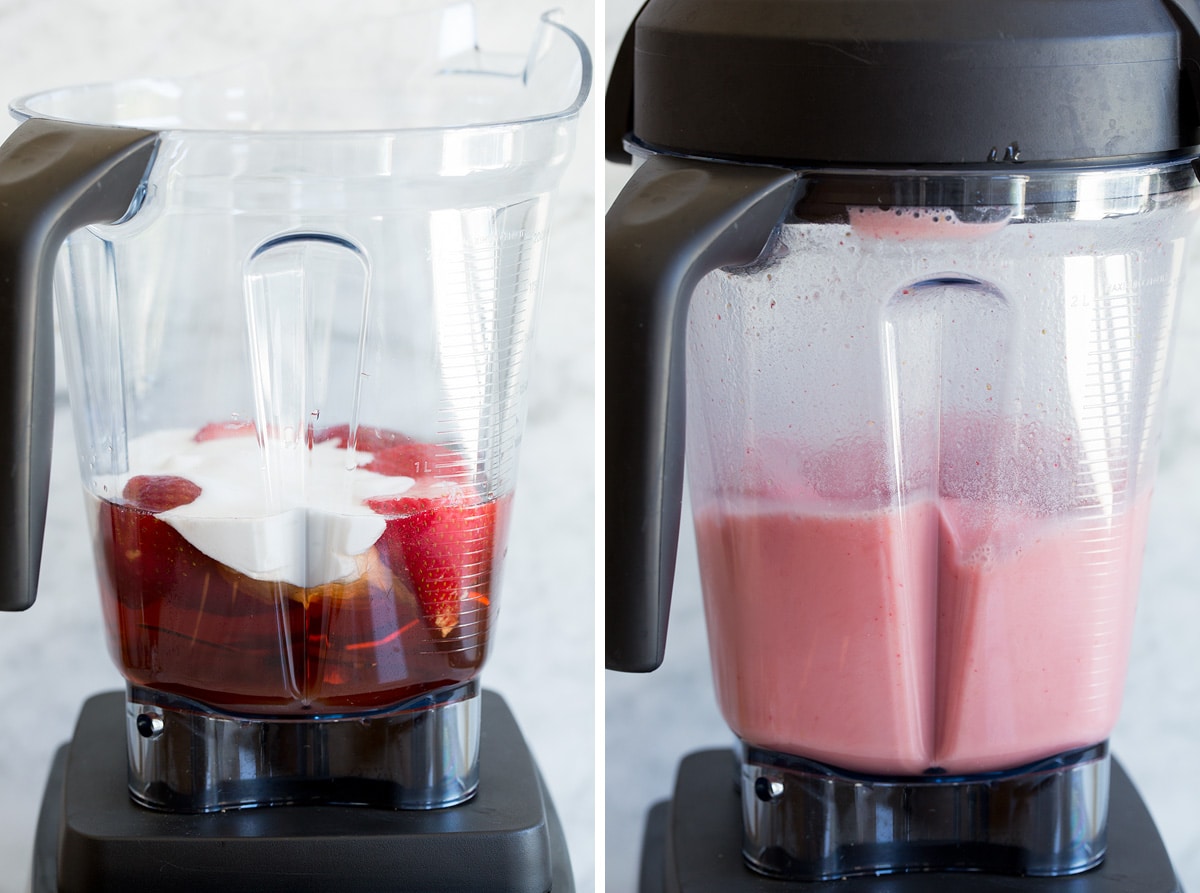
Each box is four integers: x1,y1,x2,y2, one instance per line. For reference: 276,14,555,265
605,154,797,671
0,118,158,611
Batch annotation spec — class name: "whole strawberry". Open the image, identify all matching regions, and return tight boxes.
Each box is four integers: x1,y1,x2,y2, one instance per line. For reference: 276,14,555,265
366,494,497,637
123,474,202,513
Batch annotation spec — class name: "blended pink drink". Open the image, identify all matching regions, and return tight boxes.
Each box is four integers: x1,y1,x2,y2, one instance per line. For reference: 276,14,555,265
696,436,1151,776
698,498,939,775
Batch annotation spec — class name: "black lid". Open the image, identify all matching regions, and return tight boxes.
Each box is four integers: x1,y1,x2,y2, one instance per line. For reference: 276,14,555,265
607,0,1200,166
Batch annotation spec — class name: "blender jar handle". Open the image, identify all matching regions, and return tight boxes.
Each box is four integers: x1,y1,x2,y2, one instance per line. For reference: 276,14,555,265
606,153,796,672
0,118,158,611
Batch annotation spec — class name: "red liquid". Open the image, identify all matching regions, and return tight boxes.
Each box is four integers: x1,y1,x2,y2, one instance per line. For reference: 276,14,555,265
93,429,511,716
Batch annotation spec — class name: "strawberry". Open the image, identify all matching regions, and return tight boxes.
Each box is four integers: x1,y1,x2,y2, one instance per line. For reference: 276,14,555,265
366,494,498,637
103,475,205,602
100,501,202,598
194,420,256,442
312,424,473,481
312,424,415,453
364,442,471,480
123,475,202,513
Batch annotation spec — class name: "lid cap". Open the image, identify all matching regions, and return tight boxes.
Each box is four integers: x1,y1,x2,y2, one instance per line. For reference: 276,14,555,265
612,0,1200,166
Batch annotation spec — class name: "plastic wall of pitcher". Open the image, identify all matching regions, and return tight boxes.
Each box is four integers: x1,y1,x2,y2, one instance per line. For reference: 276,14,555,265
36,10,588,717
685,163,1200,776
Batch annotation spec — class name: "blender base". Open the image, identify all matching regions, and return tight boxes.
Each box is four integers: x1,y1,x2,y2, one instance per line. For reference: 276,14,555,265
639,749,1182,893
31,689,573,893
125,682,481,811
740,742,1109,877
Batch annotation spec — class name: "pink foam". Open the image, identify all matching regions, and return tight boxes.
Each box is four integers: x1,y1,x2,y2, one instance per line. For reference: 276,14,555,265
848,206,1009,241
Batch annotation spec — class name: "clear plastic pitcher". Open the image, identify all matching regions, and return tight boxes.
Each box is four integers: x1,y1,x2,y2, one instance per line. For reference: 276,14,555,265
0,3,589,811
685,166,1196,779
609,152,1200,880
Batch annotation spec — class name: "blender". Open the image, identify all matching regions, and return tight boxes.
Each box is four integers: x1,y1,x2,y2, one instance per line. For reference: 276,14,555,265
0,3,591,891
606,0,1200,889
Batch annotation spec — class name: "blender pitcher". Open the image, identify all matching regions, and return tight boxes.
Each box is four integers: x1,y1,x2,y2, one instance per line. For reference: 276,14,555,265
0,3,588,812
607,0,1200,879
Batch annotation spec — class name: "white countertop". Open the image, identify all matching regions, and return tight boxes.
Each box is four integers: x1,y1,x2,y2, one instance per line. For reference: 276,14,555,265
604,2,1200,891
0,2,595,891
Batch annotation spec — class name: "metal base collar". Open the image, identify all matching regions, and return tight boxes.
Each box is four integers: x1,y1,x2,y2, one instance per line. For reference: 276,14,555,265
126,682,480,812
741,741,1110,879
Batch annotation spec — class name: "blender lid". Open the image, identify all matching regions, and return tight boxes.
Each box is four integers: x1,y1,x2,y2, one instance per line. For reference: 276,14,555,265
607,0,1200,166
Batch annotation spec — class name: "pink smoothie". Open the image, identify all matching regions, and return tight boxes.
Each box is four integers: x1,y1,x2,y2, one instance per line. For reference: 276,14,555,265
696,490,1150,776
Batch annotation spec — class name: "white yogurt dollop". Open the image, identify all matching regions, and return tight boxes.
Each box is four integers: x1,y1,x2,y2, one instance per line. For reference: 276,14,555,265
96,429,416,587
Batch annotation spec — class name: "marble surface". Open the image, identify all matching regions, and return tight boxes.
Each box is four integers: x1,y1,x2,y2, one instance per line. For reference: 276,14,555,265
0,2,595,891
604,1,1200,891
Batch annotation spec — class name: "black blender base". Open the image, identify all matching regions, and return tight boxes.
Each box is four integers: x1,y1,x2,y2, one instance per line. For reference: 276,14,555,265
32,689,573,893
639,749,1182,893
